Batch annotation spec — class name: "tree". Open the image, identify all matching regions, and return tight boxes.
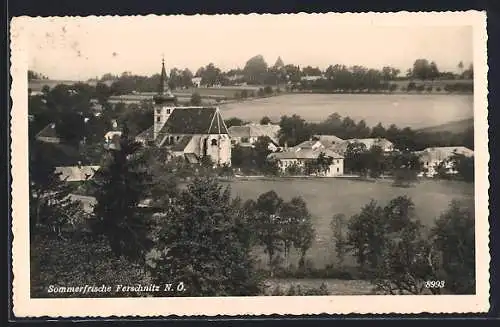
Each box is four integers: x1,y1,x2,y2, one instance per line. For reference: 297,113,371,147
180,68,194,88
253,191,284,269
90,126,153,263
371,122,386,138
374,220,435,294
412,59,433,80
452,154,474,182
253,136,274,169
55,111,87,146
278,114,311,147
243,55,269,85
190,92,202,106
344,142,368,175
347,196,435,292
29,140,84,238
197,63,223,87
150,177,262,296
462,63,474,80
279,197,315,267
331,214,348,266
260,116,271,125
389,150,422,187
457,61,464,75
346,200,386,271
366,145,386,178
355,120,371,138
429,61,440,81
224,117,245,128
432,200,475,294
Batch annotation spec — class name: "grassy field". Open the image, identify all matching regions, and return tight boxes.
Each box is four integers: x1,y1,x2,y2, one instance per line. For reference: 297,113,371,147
72,178,474,270
416,118,474,133
219,93,473,129
221,178,475,270
391,78,473,89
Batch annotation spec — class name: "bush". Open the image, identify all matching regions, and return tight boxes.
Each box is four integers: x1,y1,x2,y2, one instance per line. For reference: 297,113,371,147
263,86,273,95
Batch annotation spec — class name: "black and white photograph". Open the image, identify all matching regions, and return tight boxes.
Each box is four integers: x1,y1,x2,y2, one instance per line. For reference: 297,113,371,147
10,11,489,316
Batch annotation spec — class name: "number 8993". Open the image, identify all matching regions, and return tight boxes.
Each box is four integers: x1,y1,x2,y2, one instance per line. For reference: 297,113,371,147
424,280,445,288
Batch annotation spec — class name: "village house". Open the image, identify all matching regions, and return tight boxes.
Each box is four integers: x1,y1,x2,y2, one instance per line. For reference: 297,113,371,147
312,134,344,148
268,139,344,177
417,146,474,177
54,165,101,182
135,59,231,166
228,123,281,151
35,123,61,144
335,138,395,155
191,77,202,88
300,75,325,82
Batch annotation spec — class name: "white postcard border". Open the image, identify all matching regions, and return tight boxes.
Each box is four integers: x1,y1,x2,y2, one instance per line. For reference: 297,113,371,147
11,11,490,317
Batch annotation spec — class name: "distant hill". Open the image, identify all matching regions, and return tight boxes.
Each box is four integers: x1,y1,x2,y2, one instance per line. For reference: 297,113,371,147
417,118,473,134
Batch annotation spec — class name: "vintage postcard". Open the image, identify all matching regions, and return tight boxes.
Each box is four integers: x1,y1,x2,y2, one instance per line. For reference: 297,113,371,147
10,11,489,317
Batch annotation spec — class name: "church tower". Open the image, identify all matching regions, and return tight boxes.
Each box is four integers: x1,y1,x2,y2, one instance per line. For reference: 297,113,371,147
153,58,177,141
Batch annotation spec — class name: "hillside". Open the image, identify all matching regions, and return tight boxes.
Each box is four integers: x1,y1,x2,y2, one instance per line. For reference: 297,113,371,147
417,118,473,134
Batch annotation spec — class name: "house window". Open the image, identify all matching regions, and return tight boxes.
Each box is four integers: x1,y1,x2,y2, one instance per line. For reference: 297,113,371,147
156,116,161,122
241,137,249,143
176,136,180,141
156,109,161,114
211,139,218,146
337,167,340,173
167,109,171,114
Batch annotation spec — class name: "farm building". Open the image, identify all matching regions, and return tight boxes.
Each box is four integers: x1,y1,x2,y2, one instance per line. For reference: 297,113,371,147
268,139,344,177
35,123,61,144
228,123,281,151
335,138,395,154
417,146,474,177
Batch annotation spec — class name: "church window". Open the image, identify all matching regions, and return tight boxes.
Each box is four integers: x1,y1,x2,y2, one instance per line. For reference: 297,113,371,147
211,139,218,146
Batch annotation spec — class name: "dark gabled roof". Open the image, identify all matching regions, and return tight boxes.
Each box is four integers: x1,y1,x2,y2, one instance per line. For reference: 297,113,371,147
157,107,228,135
136,125,154,141
31,141,92,166
170,135,193,151
36,123,59,139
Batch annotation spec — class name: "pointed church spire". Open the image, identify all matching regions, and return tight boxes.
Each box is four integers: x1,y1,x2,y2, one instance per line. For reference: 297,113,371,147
154,56,176,105
159,55,171,96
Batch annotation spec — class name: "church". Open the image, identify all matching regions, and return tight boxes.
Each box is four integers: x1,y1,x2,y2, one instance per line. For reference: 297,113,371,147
136,59,232,166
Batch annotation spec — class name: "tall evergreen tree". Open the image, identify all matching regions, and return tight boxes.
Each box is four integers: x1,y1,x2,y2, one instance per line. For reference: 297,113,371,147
90,125,153,263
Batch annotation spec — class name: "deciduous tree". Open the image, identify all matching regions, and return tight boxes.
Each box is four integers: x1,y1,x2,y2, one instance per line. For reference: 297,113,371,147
150,177,262,296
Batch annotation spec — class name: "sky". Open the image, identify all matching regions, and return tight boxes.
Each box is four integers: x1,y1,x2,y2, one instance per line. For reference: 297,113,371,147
18,13,474,81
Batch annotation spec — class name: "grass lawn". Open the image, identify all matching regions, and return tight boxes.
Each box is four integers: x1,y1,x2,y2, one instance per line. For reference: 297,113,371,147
221,178,475,270
69,177,474,273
